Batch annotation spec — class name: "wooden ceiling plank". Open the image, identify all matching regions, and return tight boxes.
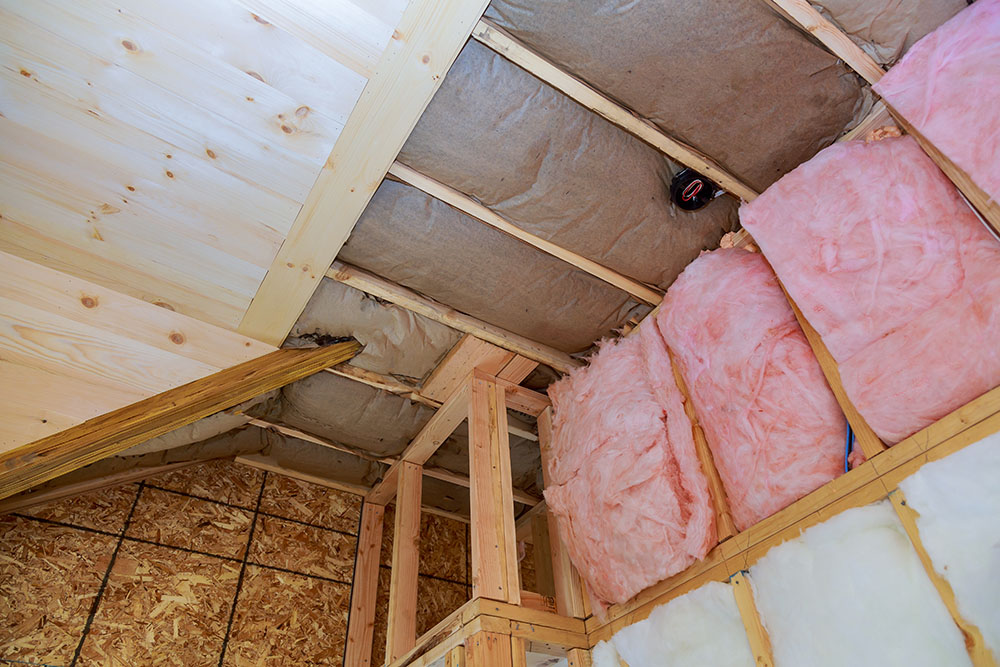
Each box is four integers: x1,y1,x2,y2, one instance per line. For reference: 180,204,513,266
389,161,663,305
239,0,493,345
329,262,581,374
472,20,759,203
0,341,361,500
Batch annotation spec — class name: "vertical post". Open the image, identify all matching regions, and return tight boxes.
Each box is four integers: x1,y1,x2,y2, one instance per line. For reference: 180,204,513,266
386,461,422,662
567,648,593,667
465,632,514,667
510,637,528,667
469,371,521,604
537,408,587,618
445,644,466,667
730,571,774,667
531,514,556,598
345,502,385,667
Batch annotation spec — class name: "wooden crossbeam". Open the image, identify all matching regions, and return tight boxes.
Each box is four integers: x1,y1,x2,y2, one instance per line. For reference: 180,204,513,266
238,0,492,345
471,20,759,203
387,461,423,661
389,162,663,305
328,262,581,373
325,364,440,410
345,502,385,667
730,571,774,667
0,341,361,500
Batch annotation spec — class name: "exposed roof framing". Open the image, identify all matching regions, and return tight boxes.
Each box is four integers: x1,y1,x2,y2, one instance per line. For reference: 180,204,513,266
328,261,581,373
471,19,760,202
238,0,492,346
388,161,664,305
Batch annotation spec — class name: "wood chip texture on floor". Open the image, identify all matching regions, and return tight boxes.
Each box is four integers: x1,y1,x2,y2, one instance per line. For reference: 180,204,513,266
0,459,470,666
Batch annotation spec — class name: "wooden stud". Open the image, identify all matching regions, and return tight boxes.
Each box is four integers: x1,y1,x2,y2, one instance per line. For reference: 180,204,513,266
445,644,466,667
887,490,996,666
469,373,521,605
325,364,442,410
511,637,528,667
345,502,385,667
532,514,557,598
471,20,758,203
239,0,492,345
537,408,587,618
0,341,360,500
730,571,774,667
386,461,423,662
465,632,514,667
389,162,664,305
666,347,737,540
567,648,593,667
328,262,580,373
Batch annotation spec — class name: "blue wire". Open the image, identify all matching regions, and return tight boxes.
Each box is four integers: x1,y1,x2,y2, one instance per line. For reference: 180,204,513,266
844,419,854,473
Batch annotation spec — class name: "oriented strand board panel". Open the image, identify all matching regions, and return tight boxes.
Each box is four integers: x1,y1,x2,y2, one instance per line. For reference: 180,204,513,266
0,0,406,329
0,251,274,454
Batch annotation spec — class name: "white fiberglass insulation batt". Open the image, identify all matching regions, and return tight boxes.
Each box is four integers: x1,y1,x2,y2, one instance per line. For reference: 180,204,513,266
545,323,715,607
740,136,1000,444
657,249,845,531
875,0,1000,204
899,430,1000,659
601,581,754,667
750,501,972,667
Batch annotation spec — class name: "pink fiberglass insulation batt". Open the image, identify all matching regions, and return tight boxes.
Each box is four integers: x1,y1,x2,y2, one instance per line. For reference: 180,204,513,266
545,322,716,606
874,0,1000,204
740,136,1000,444
656,249,845,531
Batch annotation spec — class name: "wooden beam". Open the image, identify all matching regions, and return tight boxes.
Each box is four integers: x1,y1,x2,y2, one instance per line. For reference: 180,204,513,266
445,645,465,667
239,0,493,345
469,373,521,604
567,648,593,667
235,454,372,497
841,100,894,142
531,513,557,598
465,632,514,667
887,490,994,666
537,408,587,618
325,364,440,410
762,0,884,84
345,502,385,667
0,342,361,500
730,572,774,667
389,161,663,305
423,334,515,403
471,20,758,203
328,262,581,373
387,461,423,662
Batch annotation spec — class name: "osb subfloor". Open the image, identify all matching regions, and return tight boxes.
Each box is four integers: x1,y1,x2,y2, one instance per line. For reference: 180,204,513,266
1,459,472,666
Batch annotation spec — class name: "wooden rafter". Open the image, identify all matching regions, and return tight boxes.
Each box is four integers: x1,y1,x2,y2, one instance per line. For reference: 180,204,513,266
238,0,492,345
389,162,663,305
730,571,774,666
329,261,581,373
471,20,759,202
0,341,361,500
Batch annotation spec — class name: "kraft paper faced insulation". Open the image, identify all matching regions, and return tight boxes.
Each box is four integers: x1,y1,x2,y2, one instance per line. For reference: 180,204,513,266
657,249,845,531
750,501,972,667
899,430,1000,659
484,0,865,191
740,136,1000,444
875,0,1000,205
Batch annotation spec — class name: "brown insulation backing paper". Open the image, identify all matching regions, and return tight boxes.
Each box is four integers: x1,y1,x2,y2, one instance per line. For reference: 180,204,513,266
394,40,737,291
340,180,648,354
484,0,866,191
814,0,966,65
289,278,461,382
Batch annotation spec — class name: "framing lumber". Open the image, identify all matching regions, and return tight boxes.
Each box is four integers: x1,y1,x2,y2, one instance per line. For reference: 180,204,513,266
730,571,774,667
465,631,514,666
531,514,557,598
389,161,664,305
345,502,385,667
326,364,440,410
762,0,884,85
841,100,893,142
0,341,361,500
469,373,521,604
328,262,581,373
423,335,516,402
888,490,995,666
238,0,492,345
387,461,423,662
471,20,758,203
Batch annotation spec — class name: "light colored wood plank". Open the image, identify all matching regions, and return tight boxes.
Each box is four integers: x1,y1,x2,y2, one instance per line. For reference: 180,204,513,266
537,408,587,618
346,502,385,667
403,381,471,466
387,461,423,662
762,0,885,84
511,637,528,667
497,379,551,418
465,632,514,667
519,591,557,615
0,341,360,500
567,648,593,667
328,262,581,373
470,374,521,604
531,514,557,598
887,490,996,666
239,0,492,345
423,335,514,402
325,364,439,409
389,162,663,305
234,454,370,496
463,598,586,635
498,356,540,384
445,644,466,667
841,100,894,142
471,20,758,203
730,572,774,667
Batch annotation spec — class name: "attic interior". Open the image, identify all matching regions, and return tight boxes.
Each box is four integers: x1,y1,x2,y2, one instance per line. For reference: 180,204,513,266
1,0,999,665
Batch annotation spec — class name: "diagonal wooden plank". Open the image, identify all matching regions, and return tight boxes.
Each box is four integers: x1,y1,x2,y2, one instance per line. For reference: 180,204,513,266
238,0,492,345
0,340,361,499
